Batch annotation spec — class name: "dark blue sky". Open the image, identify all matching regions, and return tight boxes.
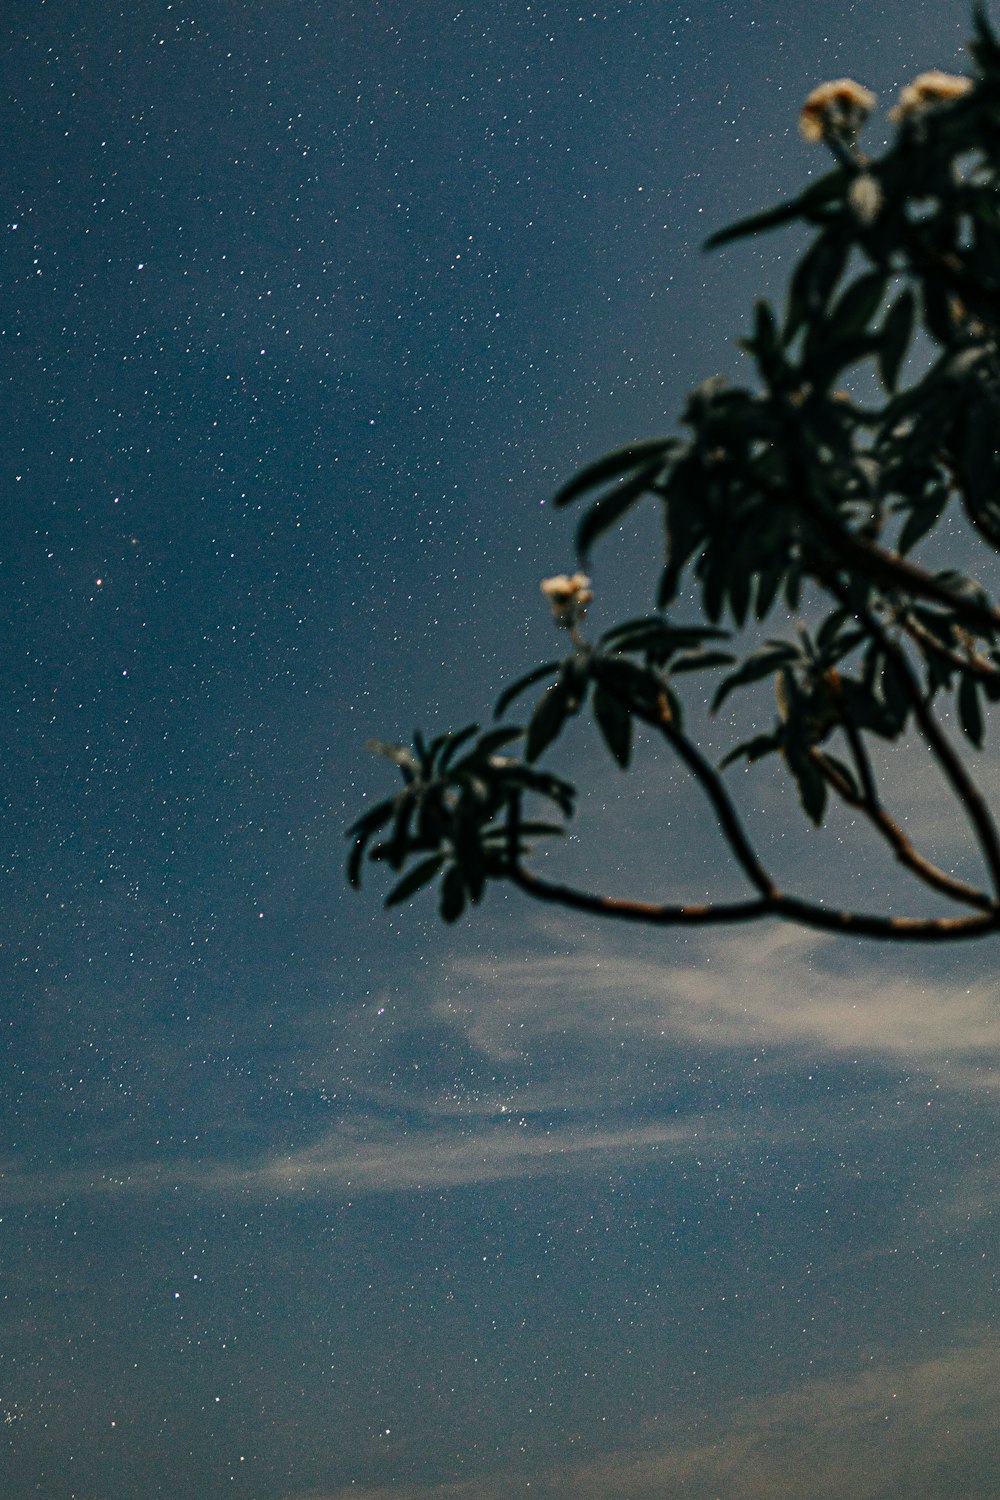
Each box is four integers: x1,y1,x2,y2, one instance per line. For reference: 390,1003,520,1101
3,3,999,1497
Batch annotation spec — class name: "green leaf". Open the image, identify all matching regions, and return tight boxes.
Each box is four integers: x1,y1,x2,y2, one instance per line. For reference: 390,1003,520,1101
453,726,524,765
877,289,916,392
385,796,417,870
365,740,420,780
805,329,878,386
755,563,785,620
838,677,895,736
704,169,844,249
502,764,577,817
526,679,571,763
345,797,398,842
575,460,664,560
480,820,566,846
783,229,850,345
728,557,752,628
816,608,850,655
896,486,950,556
347,798,398,887
701,552,728,624
958,673,985,747
829,270,890,340
439,864,467,924
785,745,828,825
601,619,730,669
879,656,911,734
740,299,785,384
712,643,799,712
592,683,633,767
594,655,658,712
818,752,860,799
552,438,675,508
719,731,780,769
970,3,1000,70
385,855,446,908
795,757,828,824
668,648,736,674
436,723,481,771
494,662,561,719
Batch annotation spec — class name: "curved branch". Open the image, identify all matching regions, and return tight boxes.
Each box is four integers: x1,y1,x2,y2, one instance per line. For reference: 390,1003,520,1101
633,691,779,899
840,705,879,808
509,869,772,926
505,671,1000,943
797,490,1000,637
830,580,1000,899
509,865,1000,941
810,746,994,910
900,610,1000,690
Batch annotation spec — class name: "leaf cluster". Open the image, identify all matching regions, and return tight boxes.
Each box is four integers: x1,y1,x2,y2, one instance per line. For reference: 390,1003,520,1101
349,9,1000,941
347,726,574,923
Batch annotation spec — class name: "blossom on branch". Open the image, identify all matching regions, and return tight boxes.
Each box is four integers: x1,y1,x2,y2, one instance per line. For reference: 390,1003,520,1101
798,78,877,143
848,171,883,223
890,70,973,121
541,572,593,627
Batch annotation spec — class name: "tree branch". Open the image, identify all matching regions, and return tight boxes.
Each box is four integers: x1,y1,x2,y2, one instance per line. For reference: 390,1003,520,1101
793,486,1000,637
809,746,994,909
508,864,1000,940
830,579,1000,899
628,690,779,898
503,666,1000,942
899,610,1000,690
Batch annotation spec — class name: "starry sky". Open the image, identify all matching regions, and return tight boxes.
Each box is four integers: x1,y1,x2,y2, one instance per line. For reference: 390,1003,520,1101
3,2,1000,1497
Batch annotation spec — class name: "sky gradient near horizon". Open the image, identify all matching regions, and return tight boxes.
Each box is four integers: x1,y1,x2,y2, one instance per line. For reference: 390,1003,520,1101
3,2,1000,1497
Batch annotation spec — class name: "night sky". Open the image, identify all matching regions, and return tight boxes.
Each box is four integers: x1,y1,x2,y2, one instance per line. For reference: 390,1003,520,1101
3,3,1000,1498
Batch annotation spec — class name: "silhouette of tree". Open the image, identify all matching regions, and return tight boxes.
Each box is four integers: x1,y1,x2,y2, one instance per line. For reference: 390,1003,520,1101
350,9,1000,943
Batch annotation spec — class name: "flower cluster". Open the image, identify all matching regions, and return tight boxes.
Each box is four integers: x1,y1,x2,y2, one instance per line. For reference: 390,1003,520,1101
847,171,883,224
540,572,593,628
798,78,877,143
889,69,973,121
799,70,974,146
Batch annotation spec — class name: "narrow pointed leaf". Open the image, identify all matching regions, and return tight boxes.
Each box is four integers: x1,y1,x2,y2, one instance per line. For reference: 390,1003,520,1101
385,855,446,907
668,648,736,674
787,750,828,825
526,680,571,763
704,169,844,249
439,864,467,924
830,270,890,339
958,673,985,747
495,662,561,719
552,439,676,508
712,644,799,712
719,732,780,769
437,723,481,770
575,460,663,560
593,684,632,768
877,289,916,392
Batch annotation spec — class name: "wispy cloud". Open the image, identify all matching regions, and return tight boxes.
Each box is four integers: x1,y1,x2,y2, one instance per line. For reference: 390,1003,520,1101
441,917,1000,1080
290,1333,1000,1500
7,909,997,1211
0,1114,727,1205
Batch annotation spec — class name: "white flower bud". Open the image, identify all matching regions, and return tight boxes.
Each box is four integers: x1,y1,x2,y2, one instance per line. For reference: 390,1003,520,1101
848,172,883,224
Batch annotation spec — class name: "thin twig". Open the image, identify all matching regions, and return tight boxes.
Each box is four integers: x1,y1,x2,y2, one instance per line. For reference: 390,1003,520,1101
809,747,994,910
635,690,778,900
794,489,1000,637
830,578,1000,900
900,611,1000,689
839,703,879,808
509,865,1000,941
